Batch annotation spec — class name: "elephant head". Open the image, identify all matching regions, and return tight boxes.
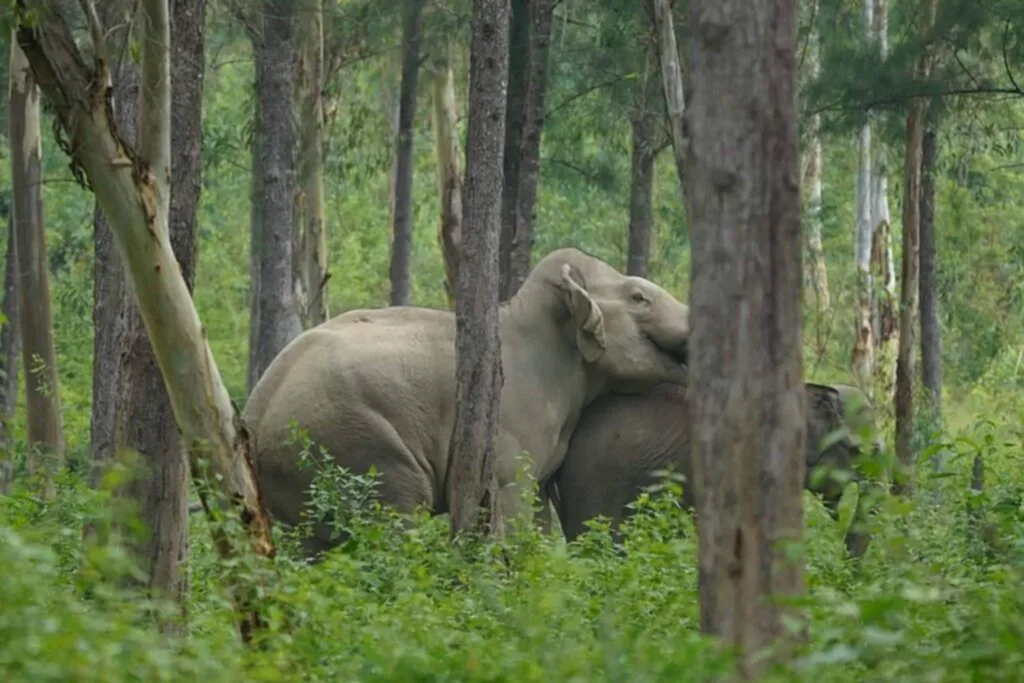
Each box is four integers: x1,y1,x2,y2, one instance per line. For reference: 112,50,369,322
524,248,690,395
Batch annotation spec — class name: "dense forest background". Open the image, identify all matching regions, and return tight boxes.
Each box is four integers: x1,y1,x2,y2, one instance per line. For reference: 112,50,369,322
3,0,1024,679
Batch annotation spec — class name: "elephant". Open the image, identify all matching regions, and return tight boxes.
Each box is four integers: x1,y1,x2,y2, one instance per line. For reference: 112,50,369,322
548,381,882,558
242,247,691,557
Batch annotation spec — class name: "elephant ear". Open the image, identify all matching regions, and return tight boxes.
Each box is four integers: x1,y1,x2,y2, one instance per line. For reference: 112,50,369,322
806,383,848,459
558,264,606,363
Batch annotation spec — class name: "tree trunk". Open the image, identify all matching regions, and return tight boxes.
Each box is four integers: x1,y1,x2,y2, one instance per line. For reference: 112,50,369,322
16,0,275,644
107,0,206,632
851,0,875,398
626,58,659,279
0,214,19,493
430,43,463,309
919,127,941,431
388,0,426,307
447,0,509,538
893,0,939,496
804,0,830,315
871,0,897,408
89,1,135,484
506,0,554,297
253,0,302,381
685,0,806,675
247,20,264,395
499,0,529,300
295,0,329,326
9,36,64,487
651,0,686,196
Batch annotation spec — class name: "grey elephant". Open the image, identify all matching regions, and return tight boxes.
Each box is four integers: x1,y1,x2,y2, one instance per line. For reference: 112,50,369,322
548,381,881,558
243,247,690,557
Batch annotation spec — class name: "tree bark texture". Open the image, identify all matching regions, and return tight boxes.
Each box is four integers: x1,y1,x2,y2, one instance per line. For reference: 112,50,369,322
16,1,275,644
505,0,554,297
388,0,426,307
804,0,829,315
919,128,941,422
295,0,329,326
499,0,529,300
447,0,509,537
870,0,897,408
89,1,136,483
626,56,660,279
685,0,807,675
247,20,264,395
9,37,65,481
893,0,938,496
0,215,19,493
651,0,686,198
109,0,206,628
254,0,302,381
851,0,874,397
431,43,464,308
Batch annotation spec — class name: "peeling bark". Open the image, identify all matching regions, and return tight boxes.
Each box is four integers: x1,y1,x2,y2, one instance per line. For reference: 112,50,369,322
9,36,64,487
388,0,426,307
16,0,275,644
685,0,806,674
430,43,463,308
448,0,509,537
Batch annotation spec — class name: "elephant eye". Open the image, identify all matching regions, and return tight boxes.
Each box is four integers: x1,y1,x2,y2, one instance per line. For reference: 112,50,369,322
631,291,649,304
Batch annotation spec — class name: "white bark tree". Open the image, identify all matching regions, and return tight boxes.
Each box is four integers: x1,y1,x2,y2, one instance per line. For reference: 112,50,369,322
851,0,875,396
15,0,275,643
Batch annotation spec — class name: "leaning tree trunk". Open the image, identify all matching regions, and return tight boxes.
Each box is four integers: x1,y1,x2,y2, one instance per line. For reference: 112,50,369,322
626,54,660,279
431,42,464,309
16,0,275,644
919,126,942,471
0,214,19,493
871,0,897,409
893,0,939,496
447,0,509,538
295,0,329,326
109,0,207,631
505,0,555,297
388,0,426,307
9,37,64,486
499,0,530,300
851,0,875,397
651,0,686,198
253,0,302,380
685,0,807,676
804,0,830,316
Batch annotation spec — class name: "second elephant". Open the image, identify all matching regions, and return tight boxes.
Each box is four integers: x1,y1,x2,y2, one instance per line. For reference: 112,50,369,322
549,381,881,558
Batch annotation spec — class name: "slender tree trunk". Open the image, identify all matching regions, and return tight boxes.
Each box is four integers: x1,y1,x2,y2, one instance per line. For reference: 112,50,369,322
920,126,942,466
626,60,659,278
851,0,875,397
805,0,830,315
9,37,64,486
448,0,509,537
389,0,426,307
295,0,329,326
685,0,806,675
254,0,302,380
16,0,275,644
108,0,206,632
506,0,554,297
893,0,939,496
431,43,463,308
651,0,686,196
89,1,135,484
871,0,897,407
499,0,529,300
246,16,265,395
0,215,19,493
